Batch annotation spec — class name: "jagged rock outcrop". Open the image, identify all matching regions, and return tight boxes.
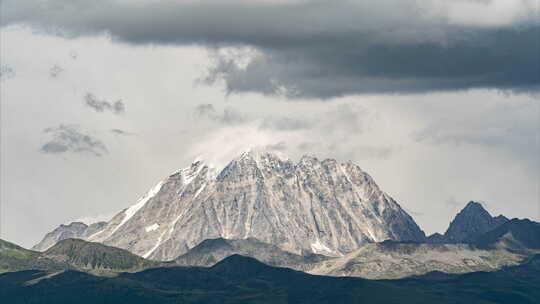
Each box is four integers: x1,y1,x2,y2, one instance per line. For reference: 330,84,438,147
444,202,508,243
32,222,107,252
88,151,425,260
427,202,508,244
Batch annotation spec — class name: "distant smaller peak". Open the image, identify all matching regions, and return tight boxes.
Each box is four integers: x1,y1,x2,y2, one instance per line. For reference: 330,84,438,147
459,201,489,214
465,201,483,208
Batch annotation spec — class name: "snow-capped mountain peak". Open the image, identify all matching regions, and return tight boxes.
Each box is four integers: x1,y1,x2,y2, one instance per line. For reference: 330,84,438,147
82,151,425,260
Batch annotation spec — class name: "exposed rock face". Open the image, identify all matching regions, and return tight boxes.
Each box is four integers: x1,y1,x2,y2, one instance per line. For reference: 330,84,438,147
443,202,508,243
32,222,107,252
174,238,329,270
89,151,425,260
307,241,525,279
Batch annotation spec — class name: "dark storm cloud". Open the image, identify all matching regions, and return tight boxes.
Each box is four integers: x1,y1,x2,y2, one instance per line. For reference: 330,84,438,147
84,93,125,114
40,125,108,157
2,0,538,98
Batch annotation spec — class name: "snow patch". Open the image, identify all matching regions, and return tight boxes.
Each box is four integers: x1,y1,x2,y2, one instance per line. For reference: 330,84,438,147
145,223,159,232
182,162,205,185
311,239,333,254
193,182,206,199
143,230,166,259
108,180,164,237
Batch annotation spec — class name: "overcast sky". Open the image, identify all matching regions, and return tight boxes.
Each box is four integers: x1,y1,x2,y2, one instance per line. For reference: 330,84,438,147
1,0,539,248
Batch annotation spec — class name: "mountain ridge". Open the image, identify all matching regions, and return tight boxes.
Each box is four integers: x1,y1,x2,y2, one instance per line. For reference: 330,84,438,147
2,253,539,304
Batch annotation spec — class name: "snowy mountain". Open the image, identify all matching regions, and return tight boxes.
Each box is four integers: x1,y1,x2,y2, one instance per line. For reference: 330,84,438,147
42,151,425,260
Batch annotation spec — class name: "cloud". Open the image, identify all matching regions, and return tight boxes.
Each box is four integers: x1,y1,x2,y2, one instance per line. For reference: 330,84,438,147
84,93,125,114
297,141,398,160
2,0,538,98
194,103,247,125
40,125,108,157
259,117,313,131
69,50,78,60
412,98,538,163
0,64,15,81
110,129,135,136
264,141,287,152
49,64,64,77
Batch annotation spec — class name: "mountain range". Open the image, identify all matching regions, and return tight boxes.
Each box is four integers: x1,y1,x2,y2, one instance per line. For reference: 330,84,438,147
26,152,539,278
3,151,539,302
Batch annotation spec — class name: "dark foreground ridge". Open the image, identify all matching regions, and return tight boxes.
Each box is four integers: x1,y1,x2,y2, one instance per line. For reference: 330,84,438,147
1,253,539,304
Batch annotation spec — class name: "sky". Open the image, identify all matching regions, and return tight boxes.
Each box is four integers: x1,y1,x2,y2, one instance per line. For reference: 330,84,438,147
0,0,539,248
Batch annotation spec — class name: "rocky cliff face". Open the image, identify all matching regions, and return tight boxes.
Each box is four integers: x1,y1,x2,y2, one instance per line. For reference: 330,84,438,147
32,222,107,252
87,151,424,260
442,202,508,243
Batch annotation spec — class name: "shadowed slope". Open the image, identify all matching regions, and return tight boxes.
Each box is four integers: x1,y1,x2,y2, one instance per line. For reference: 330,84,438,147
1,254,539,304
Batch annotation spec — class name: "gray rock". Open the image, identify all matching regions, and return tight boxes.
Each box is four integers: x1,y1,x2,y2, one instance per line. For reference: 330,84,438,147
308,241,526,279
86,151,425,260
443,201,508,243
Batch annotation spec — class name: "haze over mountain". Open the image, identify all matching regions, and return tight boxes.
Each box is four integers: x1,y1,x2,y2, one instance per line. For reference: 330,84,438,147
80,151,425,260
